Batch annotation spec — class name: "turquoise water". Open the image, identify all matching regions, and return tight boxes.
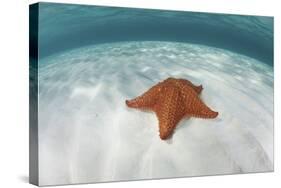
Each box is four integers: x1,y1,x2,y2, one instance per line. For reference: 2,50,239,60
37,2,273,66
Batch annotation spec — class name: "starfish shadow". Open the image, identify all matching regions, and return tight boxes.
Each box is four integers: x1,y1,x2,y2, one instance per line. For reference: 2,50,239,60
164,117,194,144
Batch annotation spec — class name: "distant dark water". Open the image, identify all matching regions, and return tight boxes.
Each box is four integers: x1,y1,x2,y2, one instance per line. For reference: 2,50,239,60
37,2,273,66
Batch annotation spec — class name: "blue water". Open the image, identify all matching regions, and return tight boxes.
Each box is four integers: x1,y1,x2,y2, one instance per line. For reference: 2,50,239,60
37,2,273,66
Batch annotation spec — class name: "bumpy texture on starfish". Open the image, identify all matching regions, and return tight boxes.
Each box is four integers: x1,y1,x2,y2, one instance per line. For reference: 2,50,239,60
126,77,218,140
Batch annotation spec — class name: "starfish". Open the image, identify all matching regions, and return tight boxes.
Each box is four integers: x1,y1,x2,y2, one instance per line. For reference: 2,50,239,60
125,77,218,140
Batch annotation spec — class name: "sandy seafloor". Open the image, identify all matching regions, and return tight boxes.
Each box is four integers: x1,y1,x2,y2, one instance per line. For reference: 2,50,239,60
38,41,273,185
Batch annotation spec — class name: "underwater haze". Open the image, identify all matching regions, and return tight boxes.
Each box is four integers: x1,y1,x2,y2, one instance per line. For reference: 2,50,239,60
32,2,274,186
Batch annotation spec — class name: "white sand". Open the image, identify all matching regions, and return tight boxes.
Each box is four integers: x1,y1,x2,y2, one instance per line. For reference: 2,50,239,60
38,41,273,186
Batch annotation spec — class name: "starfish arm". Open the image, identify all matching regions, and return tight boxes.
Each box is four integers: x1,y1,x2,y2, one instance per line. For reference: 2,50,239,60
193,84,203,94
178,79,203,94
185,94,218,119
125,84,162,109
155,87,185,139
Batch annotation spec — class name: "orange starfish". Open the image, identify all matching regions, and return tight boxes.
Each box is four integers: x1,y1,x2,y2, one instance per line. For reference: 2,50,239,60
125,77,218,140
